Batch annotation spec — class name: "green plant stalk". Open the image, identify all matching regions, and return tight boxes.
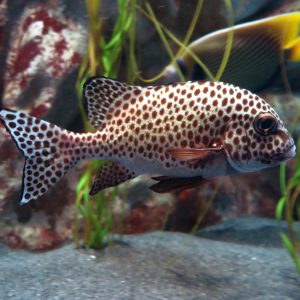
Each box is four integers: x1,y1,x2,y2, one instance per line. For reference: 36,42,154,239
75,0,138,249
137,1,230,235
137,0,233,82
136,5,187,82
190,181,220,235
280,163,287,195
177,0,204,58
277,137,300,273
215,0,234,81
162,26,215,80
75,12,105,246
285,139,300,253
137,1,209,82
142,1,185,82
127,0,138,84
280,232,300,273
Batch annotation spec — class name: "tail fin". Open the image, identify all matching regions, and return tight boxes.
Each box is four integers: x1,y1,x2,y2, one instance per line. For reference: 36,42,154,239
0,109,79,204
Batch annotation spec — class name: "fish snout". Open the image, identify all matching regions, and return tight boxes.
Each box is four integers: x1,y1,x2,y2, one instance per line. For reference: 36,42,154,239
274,138,296,162
283,142,296,160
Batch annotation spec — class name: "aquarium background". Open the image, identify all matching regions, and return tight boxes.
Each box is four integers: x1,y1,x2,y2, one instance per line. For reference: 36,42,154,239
0,0,299,268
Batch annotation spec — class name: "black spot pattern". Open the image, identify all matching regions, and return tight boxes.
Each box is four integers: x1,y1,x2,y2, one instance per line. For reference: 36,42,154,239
89,161,136,195
0,110,85,204
0,75,295,202
83,77,143,130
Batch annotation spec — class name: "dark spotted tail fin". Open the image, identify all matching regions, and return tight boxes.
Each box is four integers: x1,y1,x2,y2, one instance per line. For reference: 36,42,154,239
0,109,79,204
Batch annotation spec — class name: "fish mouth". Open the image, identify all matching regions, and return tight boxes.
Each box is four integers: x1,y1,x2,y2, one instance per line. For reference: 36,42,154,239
283,143,296,159
275,143,296,161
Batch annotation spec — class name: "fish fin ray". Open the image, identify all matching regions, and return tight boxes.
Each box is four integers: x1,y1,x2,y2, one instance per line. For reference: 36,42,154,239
168,146,223,161
89,162,136,195
0,109,79,204
83,76,142,129
151,176,172,181
184,13,300,90
150,176,205,193
21,156,74,205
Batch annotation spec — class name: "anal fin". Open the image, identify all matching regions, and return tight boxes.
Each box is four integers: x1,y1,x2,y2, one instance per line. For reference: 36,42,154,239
150,176,205,193
89,162,136,195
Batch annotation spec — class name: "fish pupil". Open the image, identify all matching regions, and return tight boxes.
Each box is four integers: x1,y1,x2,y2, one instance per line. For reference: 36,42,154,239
261,119,273,130
254,113,277,136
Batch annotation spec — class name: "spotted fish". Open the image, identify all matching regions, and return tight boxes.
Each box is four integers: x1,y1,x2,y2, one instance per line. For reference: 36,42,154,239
0,77,296,204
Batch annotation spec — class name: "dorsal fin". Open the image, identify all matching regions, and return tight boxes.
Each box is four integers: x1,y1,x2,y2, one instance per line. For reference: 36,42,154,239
83,76,142,129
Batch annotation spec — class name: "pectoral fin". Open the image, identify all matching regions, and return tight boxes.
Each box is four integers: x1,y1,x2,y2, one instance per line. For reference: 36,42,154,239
89,162,136,195
150,176,205,193
168,145,223,161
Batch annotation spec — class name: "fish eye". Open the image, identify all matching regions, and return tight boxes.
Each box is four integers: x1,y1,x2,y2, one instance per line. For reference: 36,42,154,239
253,113,278,136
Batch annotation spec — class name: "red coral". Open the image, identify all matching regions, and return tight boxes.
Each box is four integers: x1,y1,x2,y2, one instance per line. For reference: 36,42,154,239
3,2,85,107
54,39,67,55
0,227,66,251
22,9,64,34
1,231,24,249
34,228,64,251
11,40,41,77
71,52,81,65
30,104,48,118
176,189,194,202
121,203,173,234
0,1,85,244
51,38,68,77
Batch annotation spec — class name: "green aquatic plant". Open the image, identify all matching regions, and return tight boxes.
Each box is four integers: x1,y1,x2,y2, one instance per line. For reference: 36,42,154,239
214,0,234,81
277,141,300,274
74,0,208,248
74,0,235,248
73,2,300,268
137,0,234,83
136,0,207,82
74,0,137,248
137,0,234,234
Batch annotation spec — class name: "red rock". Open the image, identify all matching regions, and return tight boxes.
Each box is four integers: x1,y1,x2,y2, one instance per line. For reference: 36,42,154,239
121,202,173,234
0,1,86,250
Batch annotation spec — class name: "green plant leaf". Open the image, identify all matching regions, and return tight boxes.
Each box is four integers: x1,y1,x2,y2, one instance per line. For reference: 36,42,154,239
276,196,286,221
280,232,300,273
76,171,90,193
104,32,123,50
280,163,286,195
78,204,87,217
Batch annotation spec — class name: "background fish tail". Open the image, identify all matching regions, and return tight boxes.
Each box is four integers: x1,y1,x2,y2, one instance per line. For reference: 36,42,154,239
0,109,84,204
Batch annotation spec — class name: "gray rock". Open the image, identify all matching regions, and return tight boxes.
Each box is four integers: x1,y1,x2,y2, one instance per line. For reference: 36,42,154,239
197,216,300,248
0,231,299,300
